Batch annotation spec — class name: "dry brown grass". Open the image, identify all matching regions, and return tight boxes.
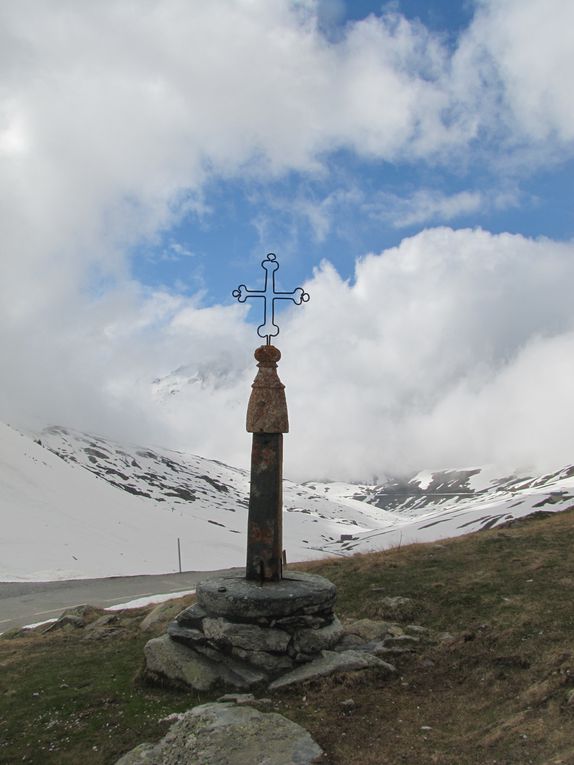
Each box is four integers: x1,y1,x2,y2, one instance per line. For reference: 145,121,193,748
280,509,574,764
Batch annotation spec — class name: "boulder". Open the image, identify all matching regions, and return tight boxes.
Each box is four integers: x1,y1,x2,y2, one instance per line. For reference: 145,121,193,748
144,635,266,692
115,702,324,765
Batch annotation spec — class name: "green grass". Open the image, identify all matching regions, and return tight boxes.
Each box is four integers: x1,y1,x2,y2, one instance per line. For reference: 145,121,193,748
0,604,216,764
1,509,574,764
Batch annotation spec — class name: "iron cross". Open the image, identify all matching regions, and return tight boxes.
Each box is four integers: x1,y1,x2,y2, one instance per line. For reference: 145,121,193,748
232,253,310,344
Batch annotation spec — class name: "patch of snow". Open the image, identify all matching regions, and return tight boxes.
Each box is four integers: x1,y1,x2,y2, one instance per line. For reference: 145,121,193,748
411,470,434,490
107,589,196,611
19,618,57,631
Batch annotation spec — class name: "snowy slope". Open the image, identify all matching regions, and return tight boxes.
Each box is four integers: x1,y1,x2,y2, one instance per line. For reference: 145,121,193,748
0,422,254,581
41,426,574,559
309,466,574,555
1,424,370,581
38,426,398,558
1,424,396,581
2,423,573,582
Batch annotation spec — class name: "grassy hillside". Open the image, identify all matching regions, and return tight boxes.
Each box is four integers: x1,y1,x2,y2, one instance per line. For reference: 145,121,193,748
1,508,573,764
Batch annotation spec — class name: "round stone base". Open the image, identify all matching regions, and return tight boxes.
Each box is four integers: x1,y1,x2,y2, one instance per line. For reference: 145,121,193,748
196,571,336,620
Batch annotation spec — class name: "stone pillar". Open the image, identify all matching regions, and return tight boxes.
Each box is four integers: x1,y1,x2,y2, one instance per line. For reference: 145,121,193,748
245,345,288,582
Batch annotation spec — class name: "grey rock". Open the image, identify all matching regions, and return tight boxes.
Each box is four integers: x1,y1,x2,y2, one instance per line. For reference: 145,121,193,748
377,596,418,621
383,634,420,647
144,635,266,691
343,618,394,642
82,613,123,640
216,693,272,707
203,617,291,652
144,635,223,691
43,614,85,632
293,651,315,663
63,604,106,621
272,613,332,631
231,647,294,673
115,702,324,765
404,624,430,636
269,649,396,690
116,742,156,764
188,640,232,663
197,572,336,620
85,613,120,631
357,641,413,657
175,602,208,629
216,693,256,704
332,633,366,651
140,602,183,632
292,616,344,654
167,621,206,645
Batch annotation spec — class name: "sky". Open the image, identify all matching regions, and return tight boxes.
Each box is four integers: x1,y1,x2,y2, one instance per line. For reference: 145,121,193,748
1,0,573,481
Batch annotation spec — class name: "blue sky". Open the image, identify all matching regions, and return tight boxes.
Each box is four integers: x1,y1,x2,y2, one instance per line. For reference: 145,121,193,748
133,147,574,309
1,0,574,479
126,0,574,315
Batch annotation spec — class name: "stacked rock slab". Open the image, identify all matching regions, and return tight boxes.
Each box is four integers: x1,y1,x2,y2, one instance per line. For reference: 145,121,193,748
153,571,344,689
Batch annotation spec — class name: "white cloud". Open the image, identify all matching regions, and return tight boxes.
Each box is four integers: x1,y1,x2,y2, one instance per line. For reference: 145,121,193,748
5,227,573,483
363,187,522,228
466,0,574,144
1,2,573,481
0,0,464,322
373,189,484,228
275,228,574,479
0,0,570,320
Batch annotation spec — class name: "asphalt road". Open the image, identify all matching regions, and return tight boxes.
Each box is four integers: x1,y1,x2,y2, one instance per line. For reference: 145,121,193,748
0,568,241,633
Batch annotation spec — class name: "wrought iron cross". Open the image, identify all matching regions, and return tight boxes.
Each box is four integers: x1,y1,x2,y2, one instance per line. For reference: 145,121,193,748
232,253,309,344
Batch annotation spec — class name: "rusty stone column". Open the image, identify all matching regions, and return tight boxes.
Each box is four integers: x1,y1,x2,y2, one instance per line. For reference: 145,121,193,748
245,345,288,582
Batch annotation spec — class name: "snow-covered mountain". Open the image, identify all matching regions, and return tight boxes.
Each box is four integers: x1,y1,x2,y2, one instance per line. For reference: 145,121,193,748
306,464,574,556
0,423,392,581
1,423,573,582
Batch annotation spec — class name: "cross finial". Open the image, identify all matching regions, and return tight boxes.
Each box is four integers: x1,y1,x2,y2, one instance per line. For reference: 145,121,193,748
232,253,310,344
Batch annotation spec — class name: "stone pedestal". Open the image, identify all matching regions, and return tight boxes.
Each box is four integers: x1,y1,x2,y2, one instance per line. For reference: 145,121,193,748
142,569,401,692
158,572,343,688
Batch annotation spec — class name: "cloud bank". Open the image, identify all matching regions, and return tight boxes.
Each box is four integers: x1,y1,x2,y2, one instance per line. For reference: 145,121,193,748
4,227,574,482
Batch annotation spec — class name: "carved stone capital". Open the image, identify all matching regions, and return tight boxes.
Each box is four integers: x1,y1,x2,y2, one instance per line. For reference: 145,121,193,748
246,346,289,433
